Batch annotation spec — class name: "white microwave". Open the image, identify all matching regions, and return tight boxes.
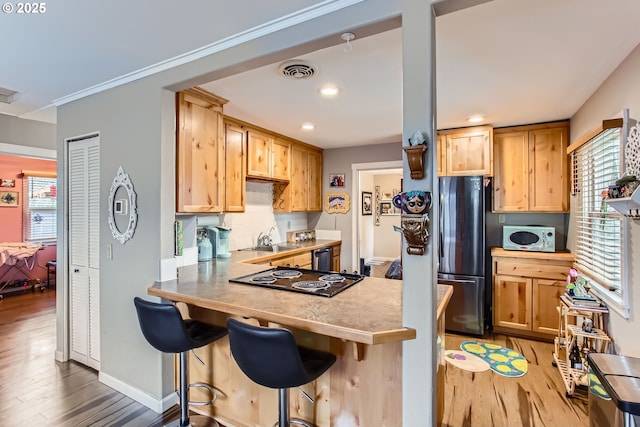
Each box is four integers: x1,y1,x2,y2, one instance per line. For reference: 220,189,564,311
502,225,555,252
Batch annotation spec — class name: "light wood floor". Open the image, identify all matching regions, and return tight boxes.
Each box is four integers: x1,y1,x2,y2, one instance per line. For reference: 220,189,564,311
442,333,589,427
0,287,589,427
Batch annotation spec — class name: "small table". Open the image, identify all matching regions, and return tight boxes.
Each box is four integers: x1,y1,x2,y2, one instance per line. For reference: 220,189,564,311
46,261,56,289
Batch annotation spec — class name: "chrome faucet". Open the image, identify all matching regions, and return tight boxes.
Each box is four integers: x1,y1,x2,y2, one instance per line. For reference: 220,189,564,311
257,227,276,247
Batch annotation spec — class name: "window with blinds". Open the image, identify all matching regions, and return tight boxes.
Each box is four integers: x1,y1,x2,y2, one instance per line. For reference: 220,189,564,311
573,127,622,294
23,175,57,242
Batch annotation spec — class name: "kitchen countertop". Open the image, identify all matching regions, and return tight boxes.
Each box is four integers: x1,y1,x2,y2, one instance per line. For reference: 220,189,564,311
150,243,451,345
231,239,341,264
491,247,575,261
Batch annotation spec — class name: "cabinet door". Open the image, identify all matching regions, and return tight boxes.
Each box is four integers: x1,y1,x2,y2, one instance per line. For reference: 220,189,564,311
445,126,493,176
272,138,291,181
437,133,446,176
493,274,532,331
247,129,272,179
224,123,246,212
493,131,529,212
290,144,308,211
528,126,568,212
532,278,565,335
176,92,225,212
308,150,323,211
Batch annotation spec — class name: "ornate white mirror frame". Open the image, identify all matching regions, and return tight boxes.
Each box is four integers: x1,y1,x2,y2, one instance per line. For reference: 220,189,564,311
108,166,138,244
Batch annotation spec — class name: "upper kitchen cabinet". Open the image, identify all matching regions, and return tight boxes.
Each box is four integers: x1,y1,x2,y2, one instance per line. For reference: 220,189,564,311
437,126,493,176
224,122,246,212
176,88,228,213
290,144,323,211
246,128,291,181
493,121,569,212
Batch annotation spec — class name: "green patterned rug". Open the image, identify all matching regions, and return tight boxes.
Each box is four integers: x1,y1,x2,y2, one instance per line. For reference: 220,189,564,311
460,341,528,377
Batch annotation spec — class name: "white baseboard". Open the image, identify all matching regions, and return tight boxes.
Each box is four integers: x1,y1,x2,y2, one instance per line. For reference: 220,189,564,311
98,371,178,413
55,350,64,362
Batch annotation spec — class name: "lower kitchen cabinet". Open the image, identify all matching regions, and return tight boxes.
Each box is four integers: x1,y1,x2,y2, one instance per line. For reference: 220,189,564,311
492,248,574,339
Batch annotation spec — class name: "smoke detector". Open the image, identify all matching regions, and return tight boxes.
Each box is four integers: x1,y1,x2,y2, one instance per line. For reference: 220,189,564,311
279,60,317,80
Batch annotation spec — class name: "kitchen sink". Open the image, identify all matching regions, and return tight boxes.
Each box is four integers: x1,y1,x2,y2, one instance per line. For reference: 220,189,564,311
238,244,299,252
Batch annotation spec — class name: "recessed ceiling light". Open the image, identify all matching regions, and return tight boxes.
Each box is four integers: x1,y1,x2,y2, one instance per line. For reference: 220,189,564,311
318,86,339,97
467,115,485,123
302,123,315,131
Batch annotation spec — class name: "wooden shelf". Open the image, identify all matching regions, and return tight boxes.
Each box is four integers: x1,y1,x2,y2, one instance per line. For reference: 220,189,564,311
605,186,640,218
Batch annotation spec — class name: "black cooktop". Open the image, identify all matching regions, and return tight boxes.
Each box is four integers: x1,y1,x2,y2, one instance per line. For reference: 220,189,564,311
229,266,364,297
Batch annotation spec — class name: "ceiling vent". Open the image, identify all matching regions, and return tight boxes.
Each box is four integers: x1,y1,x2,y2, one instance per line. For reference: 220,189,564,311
279,60,317,80
0,87,17,104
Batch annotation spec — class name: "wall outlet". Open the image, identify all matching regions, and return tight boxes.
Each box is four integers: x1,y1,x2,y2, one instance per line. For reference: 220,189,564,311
287,220,291,229
498,214,506,224
107,243,113,260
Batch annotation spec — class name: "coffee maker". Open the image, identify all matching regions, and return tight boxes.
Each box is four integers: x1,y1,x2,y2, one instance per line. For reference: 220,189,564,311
208,226,231,258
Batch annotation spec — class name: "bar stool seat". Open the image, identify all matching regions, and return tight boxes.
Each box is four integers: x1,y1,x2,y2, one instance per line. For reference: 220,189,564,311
134,297,227,427
227,317,336,427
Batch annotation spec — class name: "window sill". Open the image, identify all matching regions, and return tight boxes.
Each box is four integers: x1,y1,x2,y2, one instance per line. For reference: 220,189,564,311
590,282,629,319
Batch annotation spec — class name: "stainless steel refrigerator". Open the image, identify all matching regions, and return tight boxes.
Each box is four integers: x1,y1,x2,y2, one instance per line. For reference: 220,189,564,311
438,176,486,336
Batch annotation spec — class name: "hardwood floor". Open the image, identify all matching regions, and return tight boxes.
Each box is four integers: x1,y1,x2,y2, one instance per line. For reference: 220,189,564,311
0,288,589,427
0,290,182,426
442,332,589,427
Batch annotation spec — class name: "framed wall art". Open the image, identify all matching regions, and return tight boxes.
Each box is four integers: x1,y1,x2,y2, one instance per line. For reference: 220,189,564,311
1,178,15,187
329,173,345,188
0,191,19,207
325,192,350,214
362,191,372,215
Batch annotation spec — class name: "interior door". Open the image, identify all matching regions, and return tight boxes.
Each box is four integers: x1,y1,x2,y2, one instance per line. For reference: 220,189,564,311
68,135,100,370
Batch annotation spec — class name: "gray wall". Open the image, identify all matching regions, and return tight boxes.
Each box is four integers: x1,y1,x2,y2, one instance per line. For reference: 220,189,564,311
569,42,640,356
310,142,403,271
55,0,411,413
0,113,56,152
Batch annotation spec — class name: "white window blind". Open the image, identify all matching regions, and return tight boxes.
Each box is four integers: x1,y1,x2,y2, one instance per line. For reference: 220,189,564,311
573,127,622,293
23,174,57,242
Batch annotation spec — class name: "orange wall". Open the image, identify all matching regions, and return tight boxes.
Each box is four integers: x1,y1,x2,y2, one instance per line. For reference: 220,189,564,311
0,154,57,283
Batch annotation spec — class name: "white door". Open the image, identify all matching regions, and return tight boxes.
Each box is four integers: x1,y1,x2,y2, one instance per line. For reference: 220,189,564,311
68,135,100,370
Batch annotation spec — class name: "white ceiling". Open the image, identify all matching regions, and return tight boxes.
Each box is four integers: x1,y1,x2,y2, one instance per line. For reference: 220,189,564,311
2,0,640,149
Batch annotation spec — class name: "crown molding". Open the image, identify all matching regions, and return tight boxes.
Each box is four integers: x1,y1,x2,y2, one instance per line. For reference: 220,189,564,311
53,0,364,107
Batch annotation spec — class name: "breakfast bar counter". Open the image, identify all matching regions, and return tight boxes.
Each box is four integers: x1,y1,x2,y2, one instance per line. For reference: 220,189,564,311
149,260,416,344
148,257,452,426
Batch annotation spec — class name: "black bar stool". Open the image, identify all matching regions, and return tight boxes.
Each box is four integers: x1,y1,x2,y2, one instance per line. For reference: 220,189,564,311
227,317,336,427
134,297,228,427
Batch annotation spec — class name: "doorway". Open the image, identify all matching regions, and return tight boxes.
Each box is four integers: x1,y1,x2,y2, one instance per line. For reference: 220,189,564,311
351,161,403,275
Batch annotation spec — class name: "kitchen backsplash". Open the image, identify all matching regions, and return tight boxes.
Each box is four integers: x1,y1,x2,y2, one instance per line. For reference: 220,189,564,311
198,182,308,251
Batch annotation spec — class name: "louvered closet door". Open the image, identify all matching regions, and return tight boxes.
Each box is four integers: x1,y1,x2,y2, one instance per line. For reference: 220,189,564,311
68,136,100,370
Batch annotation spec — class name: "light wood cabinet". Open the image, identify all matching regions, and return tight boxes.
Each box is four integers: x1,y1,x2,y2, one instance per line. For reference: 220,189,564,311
437,126,493,176
176,88,228,213
282,144,323,212
493,121,569,212
224,122,246,212
492,248,574,338
246,129,290,181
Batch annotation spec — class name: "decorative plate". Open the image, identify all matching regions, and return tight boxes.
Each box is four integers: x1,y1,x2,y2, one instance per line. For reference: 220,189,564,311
625,123,640,177
272,270,303,279
292,280,330,291
250,275,277,284
319,274,345,283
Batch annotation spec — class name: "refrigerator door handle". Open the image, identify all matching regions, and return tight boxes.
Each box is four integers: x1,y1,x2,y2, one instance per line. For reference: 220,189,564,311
439,193,444,258
438,278,476,285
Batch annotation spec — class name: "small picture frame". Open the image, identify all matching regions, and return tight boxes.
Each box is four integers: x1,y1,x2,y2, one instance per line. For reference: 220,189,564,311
380,201,392,215
362,191,372,215
329,174,345,188
383,191,393,199
0,191,19,207
0,179,15,187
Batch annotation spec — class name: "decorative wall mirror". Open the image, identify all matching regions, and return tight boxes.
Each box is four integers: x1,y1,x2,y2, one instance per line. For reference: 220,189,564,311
108,166,138,244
